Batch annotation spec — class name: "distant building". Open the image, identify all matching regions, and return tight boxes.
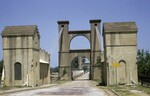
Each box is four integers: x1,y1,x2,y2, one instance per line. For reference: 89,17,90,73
1,25,50,87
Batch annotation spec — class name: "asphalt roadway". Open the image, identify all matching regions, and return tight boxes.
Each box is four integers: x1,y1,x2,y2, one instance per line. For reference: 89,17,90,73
2,72,108,96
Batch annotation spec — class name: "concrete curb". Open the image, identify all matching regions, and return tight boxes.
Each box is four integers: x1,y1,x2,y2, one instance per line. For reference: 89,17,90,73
107,87,120,96
0,84,57,95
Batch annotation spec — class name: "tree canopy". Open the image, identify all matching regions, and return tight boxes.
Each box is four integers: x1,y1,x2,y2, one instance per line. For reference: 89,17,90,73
0,60,3,79
71,57,79,69
137,49,150,77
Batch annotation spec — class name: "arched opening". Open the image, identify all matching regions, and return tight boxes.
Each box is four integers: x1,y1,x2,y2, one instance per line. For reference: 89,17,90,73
70,36,90,50
71,56,90,80
117,60,127,84
14,62,22,80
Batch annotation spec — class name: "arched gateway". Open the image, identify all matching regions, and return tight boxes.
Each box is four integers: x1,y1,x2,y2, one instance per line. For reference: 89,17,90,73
58,20,103,80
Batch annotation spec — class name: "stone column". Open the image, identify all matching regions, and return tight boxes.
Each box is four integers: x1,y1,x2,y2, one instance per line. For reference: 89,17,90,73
78,56,82,70
57,21,71,80
89,20,102,80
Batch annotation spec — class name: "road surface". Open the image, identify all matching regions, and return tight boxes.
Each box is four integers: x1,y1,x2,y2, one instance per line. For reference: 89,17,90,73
3,73,108,96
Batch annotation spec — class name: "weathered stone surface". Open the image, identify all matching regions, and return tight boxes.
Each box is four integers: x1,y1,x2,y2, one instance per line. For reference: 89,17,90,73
1,25,50,87
2,25,39,36
103,22,138,85
1,20,138,86
58,20,102,81
103,22,138,32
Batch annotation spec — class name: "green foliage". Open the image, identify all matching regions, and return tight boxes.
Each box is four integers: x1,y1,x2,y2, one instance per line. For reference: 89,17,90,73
71,57,79,69
83,66,88,72
50,66,59,73
0,60,3,74
137,49,150,77
82,57,86,63
0,59,3,80
108,85,150,96
96,56,101,64
63,68,67,75
96,56,101,66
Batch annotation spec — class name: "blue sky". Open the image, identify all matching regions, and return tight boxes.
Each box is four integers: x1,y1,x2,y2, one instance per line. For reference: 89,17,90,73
0,0,150,67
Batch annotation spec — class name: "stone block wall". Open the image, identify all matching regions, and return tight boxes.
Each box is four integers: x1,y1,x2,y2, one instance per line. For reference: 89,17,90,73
1,25,50,87
39,49,50,85
103,22,138,85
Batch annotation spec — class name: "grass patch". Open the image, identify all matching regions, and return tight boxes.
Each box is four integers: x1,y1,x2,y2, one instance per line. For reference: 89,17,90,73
2,86,12,90
0,85,32,91
108,85,150,96
91,81,150,96
108,85,136,96
129,85,150,95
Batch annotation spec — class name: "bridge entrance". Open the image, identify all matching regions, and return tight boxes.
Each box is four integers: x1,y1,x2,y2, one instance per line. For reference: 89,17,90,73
58,20,102,81
71,56,90,80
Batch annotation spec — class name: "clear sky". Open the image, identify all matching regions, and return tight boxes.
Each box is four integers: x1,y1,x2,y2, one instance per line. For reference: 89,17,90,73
0,0,150,67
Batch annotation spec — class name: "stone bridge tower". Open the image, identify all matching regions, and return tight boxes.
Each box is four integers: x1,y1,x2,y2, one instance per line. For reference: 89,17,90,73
1,25,50,87
2,25,40,86
58,20,103,81
103,22,138,85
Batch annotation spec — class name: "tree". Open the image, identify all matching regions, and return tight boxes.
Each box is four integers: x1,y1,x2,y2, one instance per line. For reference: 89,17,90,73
50,66,59,73
82,57,86,63
71,57,79,69
83,66,88,72
0,59,4,79
137,49,150,77
0,60,3,73
96,56,101,67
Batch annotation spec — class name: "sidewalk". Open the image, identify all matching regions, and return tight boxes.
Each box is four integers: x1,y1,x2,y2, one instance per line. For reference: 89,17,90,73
0,84,57,95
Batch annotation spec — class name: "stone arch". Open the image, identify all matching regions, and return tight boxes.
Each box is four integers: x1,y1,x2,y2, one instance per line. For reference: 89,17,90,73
14,62,22,80
70,56,90,80
69,34,91,50
117,60,127,84
69,35,91,50
70,54,91,64
69,34,91,44
118,60,126,64
58,20,102,80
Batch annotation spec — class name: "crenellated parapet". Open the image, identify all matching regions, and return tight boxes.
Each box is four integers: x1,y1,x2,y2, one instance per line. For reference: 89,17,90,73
40,49,50,64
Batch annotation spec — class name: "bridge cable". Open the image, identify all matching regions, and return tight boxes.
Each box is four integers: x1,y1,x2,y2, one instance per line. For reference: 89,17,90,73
95,26,101,49
58,27,64,50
